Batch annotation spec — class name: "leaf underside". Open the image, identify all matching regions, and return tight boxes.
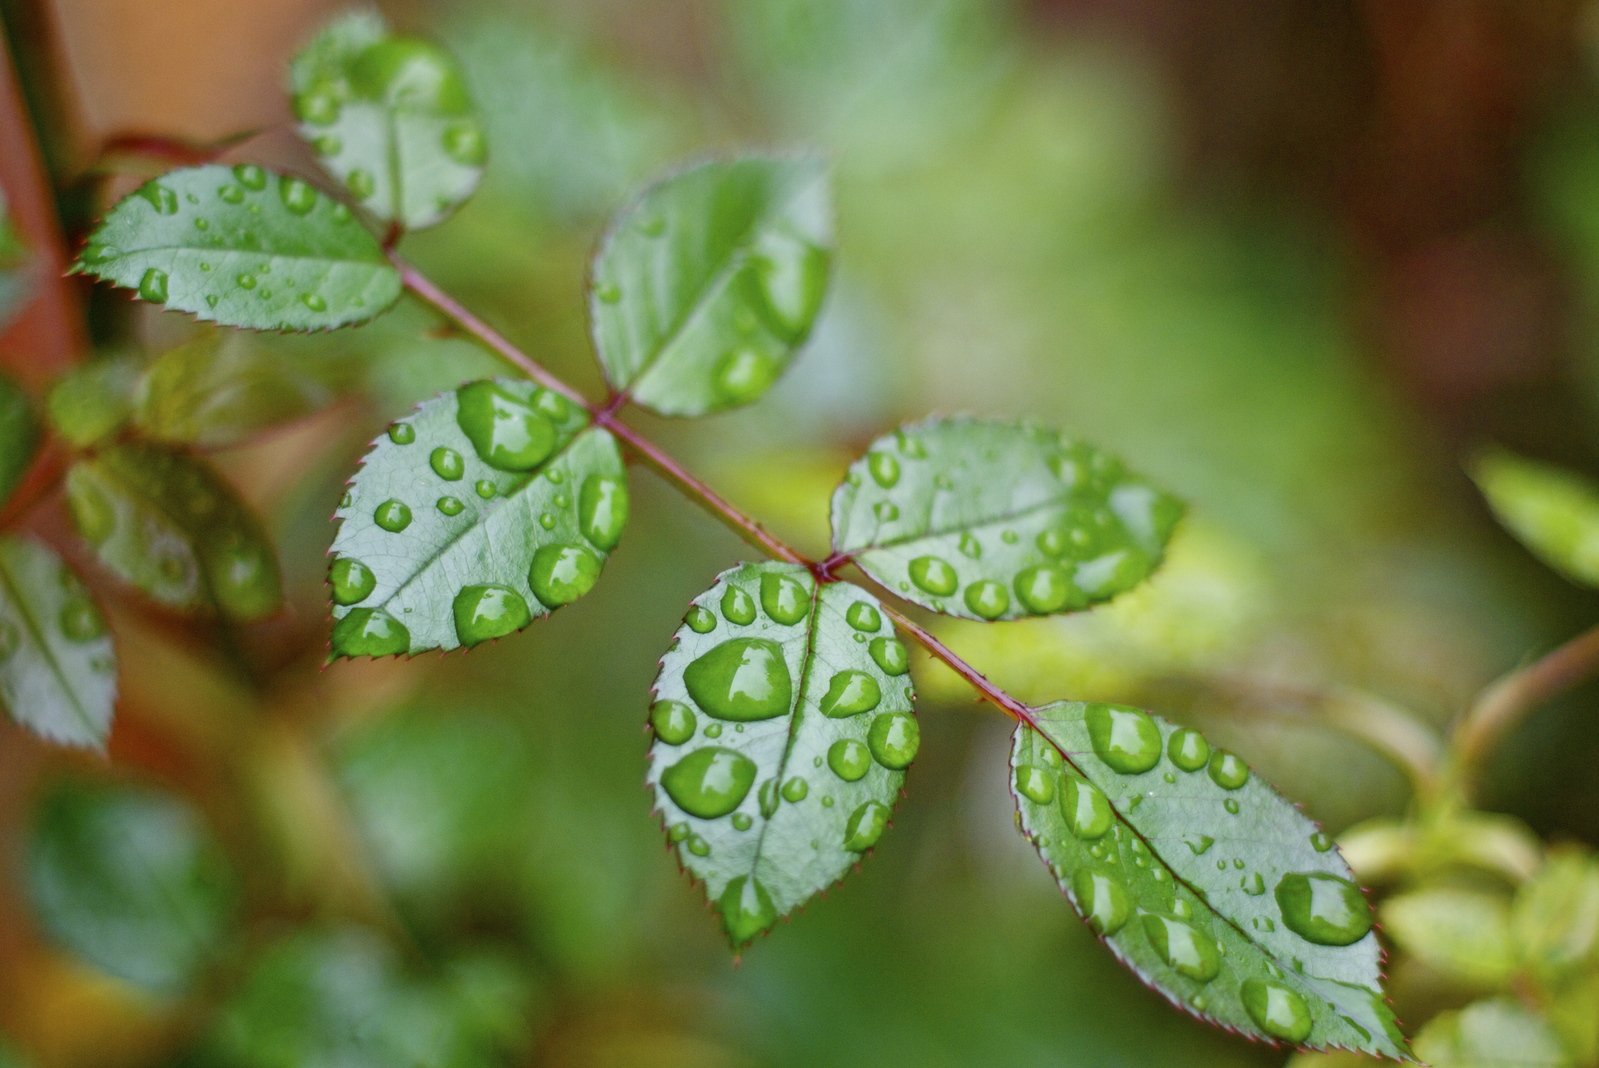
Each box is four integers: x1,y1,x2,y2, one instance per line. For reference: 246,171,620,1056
831,417,1183,621
589,155,833,417
0,536,116,749
1012,701,1409,1058
74,164,400,332
648,562,917,946
65,443,283,621
328,379,627,657
289,10,487,230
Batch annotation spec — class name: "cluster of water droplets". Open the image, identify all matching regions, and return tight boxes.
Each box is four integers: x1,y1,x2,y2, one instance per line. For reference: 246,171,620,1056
1011,704,1375,1044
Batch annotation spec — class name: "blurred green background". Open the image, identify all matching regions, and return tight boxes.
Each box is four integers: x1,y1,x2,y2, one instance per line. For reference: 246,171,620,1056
3,0,1599,1064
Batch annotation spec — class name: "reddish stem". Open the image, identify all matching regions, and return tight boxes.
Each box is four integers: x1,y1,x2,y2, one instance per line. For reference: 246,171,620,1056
0,435,67,531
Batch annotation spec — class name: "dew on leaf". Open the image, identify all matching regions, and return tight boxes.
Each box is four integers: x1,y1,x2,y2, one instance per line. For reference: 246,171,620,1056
869,636,909,676
1142,914,1221,983
328,557,376,607
1167,727,1210,772
720,875,776,945
843,800,890,851
1072,870,1132,935
430,447,464,480
713,348,779,405
759,572,809,625
1014,565,1073,614
441,120,487,166
650,700,697,745
661,747,756,819
963,579,1009,619
1274,871,1371,946
578,475,628,551
819,670,880,718
279,176,316,215
1014,765,1056,805
1060,776,1113,840
827,739,871,782
218,184,245,205
908,556,958,596
683,637,792,722
58,599,105,642
781,776,809,802
474,480,496,499
347,169,376,200
1085,703,1162,774
1240,980,1313,1042
750,231,828,342
436,496,464,516
528,543,601,607
387,423,416,445
1185,834,1215,856
1208,749,1250,790
867,711,918,769
455,382,557,471
139,183,179,215
867,451,900,488
1309,832,1333,853
233,164,267,190
687,835,710,857
720,584,757,625
845,601,881,632
873,501,899,522
452,584,531,646
138,267,169,303
332,607,410,657
373,499,411,532
684,605,716,634
236,273,256,290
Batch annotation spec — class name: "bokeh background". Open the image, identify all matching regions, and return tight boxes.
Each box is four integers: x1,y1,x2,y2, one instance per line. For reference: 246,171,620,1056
3,0,1599,1065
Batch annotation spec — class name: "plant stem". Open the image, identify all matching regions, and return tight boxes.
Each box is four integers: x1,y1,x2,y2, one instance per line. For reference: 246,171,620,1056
1454,620,1599,789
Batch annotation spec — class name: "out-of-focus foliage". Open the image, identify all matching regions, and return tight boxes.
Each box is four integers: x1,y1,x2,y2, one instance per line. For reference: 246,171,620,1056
0,190,30,331
1472,449,1599,588
0,370,38,505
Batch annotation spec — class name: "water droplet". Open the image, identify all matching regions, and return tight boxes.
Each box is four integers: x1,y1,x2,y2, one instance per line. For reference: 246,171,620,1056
300,292,327,313
1015,765,1056,804
846,601,881,632
452,584,531,646
1167,727,1210,772
650,700,696,745
594,281,621,304
332,608,410,656
374,499,412,532
1086,703,1162,774
236,273,257,290
455,381,557,471
820,670,880,718
1274,871,1371,946
538,512,555,531
1223,798,1240,815
435,496,464,516
578,475,628,551
1208,749,1249,790
963,579,1010,619
869,636,909,676
757,779,780,817
705,723,723,738
388,422,416,445
828,739,871,782
908,556,957,596
205,295,219,308
843,800,890,851
685,606,716,634
528,543,602,607
873,501,899,522
139,183,179,215
233,163,267,190
1240,980,1312,1042
441,120,487,165
278,175,317,215
1036,527,1070,557
661,746,756,819
138,267,169,303
347,169,376,200
714,348,779,405
1014,565,1074,615
686,834,710,857
715,875,776,945
1072,870,1132,935
867,451,900,488
474,479,497,499
1186,834,1215,855
296,86,340,125
1309,832,1333,853
329,557,376,605
59,599,105,642
420,448,461,483
957,532,982,559
780,776,809,802
684,637,792,721
1242,872,1266,896
1060,776,1113,839
750,230,828,342
1141,915,1221,982
218,183,245,205
194,218,209,231
730,812,752,831
867,712,919,769
760,572,809,625
720,584,757,625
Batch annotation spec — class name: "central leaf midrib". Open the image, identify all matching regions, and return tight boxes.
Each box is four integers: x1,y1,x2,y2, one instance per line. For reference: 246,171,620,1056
843,485,1068,555
0,544,96,737
104,245,390,270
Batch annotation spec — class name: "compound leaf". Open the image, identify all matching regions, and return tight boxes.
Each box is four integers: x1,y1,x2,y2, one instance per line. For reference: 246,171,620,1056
1012,702,1409,1058
832,418,1182,620
0,536,115,749
648,562,917,947
329,379,627,657
74,164,400,331
290,11,487,230
589,156,832,416
26,779,236,993
1471,447,1599,588
0,372,39,507
65,443,282,620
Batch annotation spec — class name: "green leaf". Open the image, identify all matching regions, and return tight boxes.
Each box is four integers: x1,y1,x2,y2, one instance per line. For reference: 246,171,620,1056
133,330,337,446
589,156,832,416
73,164,401,331
1471,447,1599,587
1381,884,1516,988
0,371,39,507
648,562,917,947
26,779,236,993
329,379,626,657
1011,702,1408,1057
45,355,142,447
832,418,1183,620
65,443,282,619
1413,998,1571,1068
1513,849,1599,981
0,189,32,331
290,11,487,230
0,536,115,748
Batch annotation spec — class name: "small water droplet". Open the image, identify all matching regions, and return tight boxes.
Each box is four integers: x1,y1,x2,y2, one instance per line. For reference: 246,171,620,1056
684,605,716,634
236,273,257,290
1274,871,1371,946
867,451,900,488
1185,834,1215,856
474,479,496,499
704,723,723,738
233,163,267,190
594,281,621,304
58,599,105,642
843,800,890,851
683,637,792,722
873,501,899,522
869,636,909,676
138,267,169,303
1014,565,1075,615
441,120,487,165
311,133,342,155
329,557,376,605
278,175,317,215
846,601,881,632
430,447,465,481
205,295,219,309
436,496,464,516
296,86,341,125
828,739,871,782
713,348,780,405
908,556,957,596
720,875,777,944
820,670,881,718
388,422,416,445
1224,798,1240,815
1241,872,1266,896
963,579,1009,619
347,169,376,200
1167,727,1210,772
218,183,245,205
1208,749,1249,790
720,584,757,625
452,584,531,646
661,746,756,818
374,499,411,532
686,834,710,857
1309,832,1333,853
781,776,808,802
139,183,179,215
528,543,602,607
650,700,696,745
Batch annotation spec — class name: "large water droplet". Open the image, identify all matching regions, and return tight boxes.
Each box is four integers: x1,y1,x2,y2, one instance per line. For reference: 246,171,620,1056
1240,980,1313,1042
843,800,890,851
749,229,828,342
1274,871,1371,946
828,739,871,782
1208,749,1249,790
908,556,958,596
869,637,909,676
719,875,777,945
1060,776,1113,839
819,670,880,718
455,381,558,471
720,585,757,625
867,712,918,769
452,584,531,646
1142,915,1221,982
1072,870,1132,935
661,747,756,818
138,267,169,304
963,579,1009,619
333,607,410,657
1167,727,1210,772
1014,565,1073,614
846,601,881,632
374,499,412,532
650,700,696,745
528,543,601,607
867,452,900,488
683,638,792,721
1085,703,1162,774
430,447,464,481
685,605,716,634
1015,765,1056,804
578,475,628,551
329,557,375,606
758,572,809,625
